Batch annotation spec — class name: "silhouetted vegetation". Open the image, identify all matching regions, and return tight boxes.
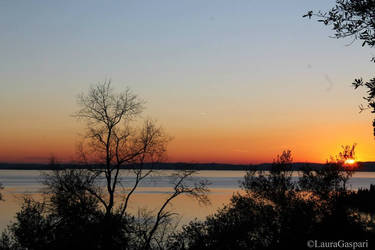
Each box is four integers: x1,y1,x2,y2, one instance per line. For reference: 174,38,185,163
0,165,211,250
167,150,375,250
0,169,131,250
2,2,375,249
1,148,375,249
0,82,210,250
1,83,374,250
72,82,209,249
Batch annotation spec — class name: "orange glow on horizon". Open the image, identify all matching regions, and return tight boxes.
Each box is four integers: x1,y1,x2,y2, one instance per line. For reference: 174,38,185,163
1,113,375,164
342,159,359,171
344,159,355,165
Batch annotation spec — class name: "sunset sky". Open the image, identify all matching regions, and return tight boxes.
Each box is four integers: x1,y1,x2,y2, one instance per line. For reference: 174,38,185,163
1,0,375,164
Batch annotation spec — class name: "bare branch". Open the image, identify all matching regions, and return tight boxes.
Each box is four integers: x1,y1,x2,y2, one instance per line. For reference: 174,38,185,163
144,170,210,249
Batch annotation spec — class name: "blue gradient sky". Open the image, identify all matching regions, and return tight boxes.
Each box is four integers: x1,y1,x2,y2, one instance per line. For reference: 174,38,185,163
1,1,374,163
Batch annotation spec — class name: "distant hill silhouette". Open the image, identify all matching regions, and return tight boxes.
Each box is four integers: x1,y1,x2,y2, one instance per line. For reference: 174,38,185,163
1,162,375,171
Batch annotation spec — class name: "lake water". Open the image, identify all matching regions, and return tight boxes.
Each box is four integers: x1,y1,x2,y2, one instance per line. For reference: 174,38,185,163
1,170,375,231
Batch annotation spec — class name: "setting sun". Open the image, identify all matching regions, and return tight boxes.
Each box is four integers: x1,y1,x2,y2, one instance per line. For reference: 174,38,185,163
344,159,356,165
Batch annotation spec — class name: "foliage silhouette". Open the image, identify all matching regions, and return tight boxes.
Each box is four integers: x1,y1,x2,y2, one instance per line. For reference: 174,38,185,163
1,148,375,249
0,82,210,250
168,149,375,250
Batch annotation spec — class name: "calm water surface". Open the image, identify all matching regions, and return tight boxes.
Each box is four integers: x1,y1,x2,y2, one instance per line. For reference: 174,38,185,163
1,170,375,231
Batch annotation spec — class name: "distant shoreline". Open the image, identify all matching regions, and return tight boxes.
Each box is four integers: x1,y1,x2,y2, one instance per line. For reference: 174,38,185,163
1,162,375,171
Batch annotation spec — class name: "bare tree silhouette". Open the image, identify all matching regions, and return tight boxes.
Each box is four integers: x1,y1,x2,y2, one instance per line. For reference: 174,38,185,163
72,80,209,249
0,81,210,250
